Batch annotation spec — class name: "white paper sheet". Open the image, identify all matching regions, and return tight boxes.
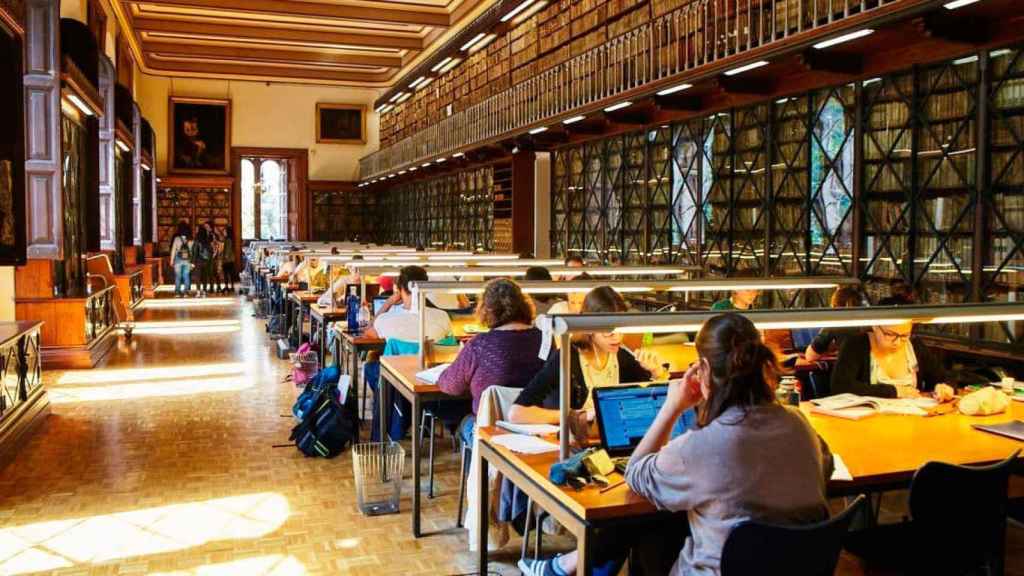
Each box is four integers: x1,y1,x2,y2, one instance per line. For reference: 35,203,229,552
496,421,560,436
415,363,451,384
490,433,560,455
831,453,853,481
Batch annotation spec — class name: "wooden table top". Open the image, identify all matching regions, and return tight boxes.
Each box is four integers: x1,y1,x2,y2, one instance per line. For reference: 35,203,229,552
288,291,321,304
477,397,1024,524
308,303,347,320
336,327,385,347
380,355,446,395
802,399,1024,488
478,426,656,521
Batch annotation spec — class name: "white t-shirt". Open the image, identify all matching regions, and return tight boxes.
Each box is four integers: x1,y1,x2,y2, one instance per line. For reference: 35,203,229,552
373,305,452,343
546,300,571,316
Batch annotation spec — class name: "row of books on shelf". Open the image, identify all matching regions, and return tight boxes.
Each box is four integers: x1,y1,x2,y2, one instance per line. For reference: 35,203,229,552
994,78,1024,110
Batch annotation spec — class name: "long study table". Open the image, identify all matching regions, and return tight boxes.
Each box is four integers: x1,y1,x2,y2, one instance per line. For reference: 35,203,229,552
477,400,1024,576
379,355,468,538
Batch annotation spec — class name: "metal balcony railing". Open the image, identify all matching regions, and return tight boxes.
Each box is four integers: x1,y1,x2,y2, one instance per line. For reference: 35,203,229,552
360,0,914,180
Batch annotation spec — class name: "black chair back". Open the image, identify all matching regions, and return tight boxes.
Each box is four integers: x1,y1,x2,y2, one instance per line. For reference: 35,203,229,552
908,450,1020,575
720,495,867,576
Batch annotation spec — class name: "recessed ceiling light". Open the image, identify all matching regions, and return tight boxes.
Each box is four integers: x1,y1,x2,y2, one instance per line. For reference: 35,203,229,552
453,152,465,158
431,57,454,73
656,83,692,96
813,29,874,49
604,101,632,113
501,0,538,22
943,0,980,8
563,115,586,125
724,60,769,76
461,33,486,52
529,126,549,134
436,157,447,163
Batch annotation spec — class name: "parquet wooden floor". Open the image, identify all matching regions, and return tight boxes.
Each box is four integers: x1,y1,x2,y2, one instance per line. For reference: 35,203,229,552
0,297,1020,575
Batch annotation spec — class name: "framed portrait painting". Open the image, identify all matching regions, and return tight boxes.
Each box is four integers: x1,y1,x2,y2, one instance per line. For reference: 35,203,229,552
316,103,366,144
169,97,231,174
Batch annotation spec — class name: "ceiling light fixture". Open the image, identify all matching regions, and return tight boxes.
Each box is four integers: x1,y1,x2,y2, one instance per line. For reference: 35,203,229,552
529,126,549,134
604,101,632,113
563,115,585,125
453,152,465,158
469,34,497,54
724,60,769,76
66,93,95,117
655,83,692,96
409,76,427,89
813,29,874,49
501,0,538,22
431,57,454,73
461,32,486,52
943,0,980,8
115,139,130,152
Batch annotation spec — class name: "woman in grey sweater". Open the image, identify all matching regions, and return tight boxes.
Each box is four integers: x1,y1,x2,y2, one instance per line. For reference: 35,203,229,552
520,313,833,576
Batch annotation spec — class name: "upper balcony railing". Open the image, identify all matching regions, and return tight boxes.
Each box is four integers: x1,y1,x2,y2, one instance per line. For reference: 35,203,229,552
360,0,920,180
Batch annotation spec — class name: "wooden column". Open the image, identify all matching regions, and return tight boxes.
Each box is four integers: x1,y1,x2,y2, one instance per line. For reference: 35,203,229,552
511,150,535,256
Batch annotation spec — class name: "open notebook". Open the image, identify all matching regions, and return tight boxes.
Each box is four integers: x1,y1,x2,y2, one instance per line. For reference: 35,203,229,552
810,393,938,420
415,363,451,384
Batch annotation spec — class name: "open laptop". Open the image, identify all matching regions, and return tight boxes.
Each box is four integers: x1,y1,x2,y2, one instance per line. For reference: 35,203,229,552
593,384,696,457
372,296,390,317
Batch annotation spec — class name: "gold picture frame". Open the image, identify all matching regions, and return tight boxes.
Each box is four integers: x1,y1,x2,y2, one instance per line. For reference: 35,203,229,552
316,103,366,144
168,96,231,174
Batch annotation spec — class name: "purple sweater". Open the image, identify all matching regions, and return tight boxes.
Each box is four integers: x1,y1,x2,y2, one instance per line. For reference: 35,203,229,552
437,327,546,414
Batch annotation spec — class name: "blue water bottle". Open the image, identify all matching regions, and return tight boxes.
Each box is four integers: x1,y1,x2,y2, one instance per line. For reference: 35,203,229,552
346,287,360,332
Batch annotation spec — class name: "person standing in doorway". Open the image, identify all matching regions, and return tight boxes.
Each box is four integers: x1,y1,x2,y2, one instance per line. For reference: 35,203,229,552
170,221,193,298
192,222,215,298
221,226,236,295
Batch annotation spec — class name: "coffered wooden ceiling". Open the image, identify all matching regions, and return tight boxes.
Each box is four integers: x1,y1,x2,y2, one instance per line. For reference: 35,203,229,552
117,0,489,86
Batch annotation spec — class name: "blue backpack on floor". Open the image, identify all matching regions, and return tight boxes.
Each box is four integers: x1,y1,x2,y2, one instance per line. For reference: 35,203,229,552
289,364,356,458
292,364,340,420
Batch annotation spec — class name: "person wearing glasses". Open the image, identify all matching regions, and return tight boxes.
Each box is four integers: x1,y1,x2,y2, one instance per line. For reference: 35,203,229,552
831,298,955,400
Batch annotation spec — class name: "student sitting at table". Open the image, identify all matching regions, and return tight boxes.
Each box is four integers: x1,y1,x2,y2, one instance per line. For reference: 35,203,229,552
365,265,453,343
437,279,546,444
710,288,759,311
317,256,363,308
804,285,863,362
831,298,955,400
508,286,668,426
294,256,327,291
519,313,835,576
545,272,591,317
278,252,302,277
523,266,556,315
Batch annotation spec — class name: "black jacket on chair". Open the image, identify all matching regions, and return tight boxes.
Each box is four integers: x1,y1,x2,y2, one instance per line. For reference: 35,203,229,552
831,333,947,398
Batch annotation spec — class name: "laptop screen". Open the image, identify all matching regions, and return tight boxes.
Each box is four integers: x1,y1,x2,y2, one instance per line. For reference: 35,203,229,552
372,297,389,316
594,385,695,455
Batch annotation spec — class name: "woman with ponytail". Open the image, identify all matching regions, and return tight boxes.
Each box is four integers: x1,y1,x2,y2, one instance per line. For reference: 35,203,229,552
520,313,834,576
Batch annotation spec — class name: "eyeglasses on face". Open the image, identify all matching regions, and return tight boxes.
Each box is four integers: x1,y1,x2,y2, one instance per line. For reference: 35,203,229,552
877,327,911,342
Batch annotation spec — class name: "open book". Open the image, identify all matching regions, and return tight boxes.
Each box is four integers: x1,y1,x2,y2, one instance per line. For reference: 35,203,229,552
415,363,451,384
810,393,938,420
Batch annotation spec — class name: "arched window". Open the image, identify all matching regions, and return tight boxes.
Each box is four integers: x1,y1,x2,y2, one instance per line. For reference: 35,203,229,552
239,158,288,240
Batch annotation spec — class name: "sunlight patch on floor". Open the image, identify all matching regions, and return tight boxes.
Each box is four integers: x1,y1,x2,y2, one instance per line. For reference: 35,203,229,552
57,363,246,386
141,298,239,309
148,554,307,576
0,493,290,575
49,376,253,403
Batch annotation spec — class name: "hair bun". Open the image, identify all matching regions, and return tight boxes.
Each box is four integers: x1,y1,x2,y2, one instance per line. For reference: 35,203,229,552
727,336,761,377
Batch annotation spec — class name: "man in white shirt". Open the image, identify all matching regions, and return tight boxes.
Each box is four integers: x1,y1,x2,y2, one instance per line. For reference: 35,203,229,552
366,265,452,343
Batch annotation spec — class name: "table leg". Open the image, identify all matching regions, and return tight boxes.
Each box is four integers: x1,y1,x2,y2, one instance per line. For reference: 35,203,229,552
476,447,490,575
319,317,327,364
578,525,594,576
379,369,389,445
411,393,422,538
351,344,361,422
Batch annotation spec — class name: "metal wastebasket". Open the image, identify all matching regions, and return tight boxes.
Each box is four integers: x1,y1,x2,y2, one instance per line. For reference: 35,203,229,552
352,441,405,516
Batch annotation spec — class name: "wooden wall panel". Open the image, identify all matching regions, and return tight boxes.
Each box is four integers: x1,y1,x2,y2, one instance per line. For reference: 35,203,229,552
23,0,61,259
